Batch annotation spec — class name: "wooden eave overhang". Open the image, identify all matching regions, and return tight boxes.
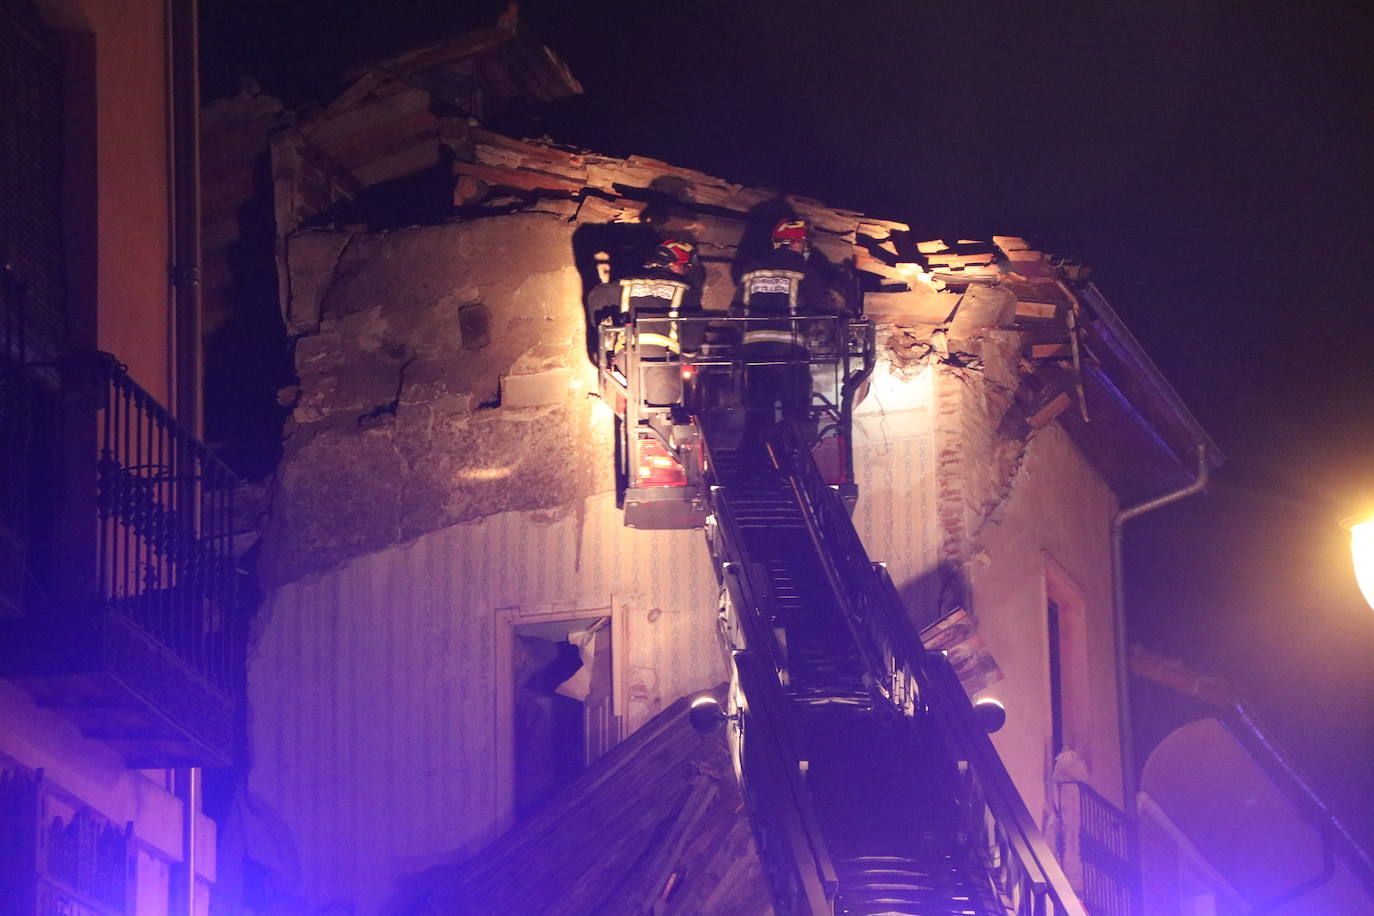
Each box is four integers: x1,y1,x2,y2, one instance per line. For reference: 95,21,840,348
1066,282,1224,502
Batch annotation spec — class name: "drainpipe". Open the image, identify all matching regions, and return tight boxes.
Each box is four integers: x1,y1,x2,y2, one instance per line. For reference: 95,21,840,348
171,766,199,915
167,0,201,434
166,0,200,912
1111,441,1209,916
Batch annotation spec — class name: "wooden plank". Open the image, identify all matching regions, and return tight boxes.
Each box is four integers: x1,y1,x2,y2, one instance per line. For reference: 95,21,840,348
857,216,911,237
920,608,1004,694
1032,342,1072,359
452,159,584,194
1016,300,1058,319
1029,391,1072,428
573,194,646,224
925,252,995,268
948,285,1016,339
306,86,431,149
320,111,438,171
351,140,441,186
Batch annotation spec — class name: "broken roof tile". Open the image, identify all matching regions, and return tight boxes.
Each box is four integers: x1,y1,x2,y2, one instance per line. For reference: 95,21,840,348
452,159,583,195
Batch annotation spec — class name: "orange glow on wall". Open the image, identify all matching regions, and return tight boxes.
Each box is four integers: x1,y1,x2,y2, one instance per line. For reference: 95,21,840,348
1348,516,1374,611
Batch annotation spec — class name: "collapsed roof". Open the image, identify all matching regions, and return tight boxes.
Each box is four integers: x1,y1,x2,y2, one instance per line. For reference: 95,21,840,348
203,7,1220,502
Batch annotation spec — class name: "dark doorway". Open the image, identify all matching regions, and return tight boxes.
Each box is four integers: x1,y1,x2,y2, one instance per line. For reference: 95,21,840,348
511,616,613,819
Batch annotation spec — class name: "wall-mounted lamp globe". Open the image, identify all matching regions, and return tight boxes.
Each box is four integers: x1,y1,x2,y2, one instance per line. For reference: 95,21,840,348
688,695,736,734
1345,516,1374,612
973,697,1007,734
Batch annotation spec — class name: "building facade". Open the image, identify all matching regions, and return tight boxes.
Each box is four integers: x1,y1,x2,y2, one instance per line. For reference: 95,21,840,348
1,0,236,913
195,21,1224,914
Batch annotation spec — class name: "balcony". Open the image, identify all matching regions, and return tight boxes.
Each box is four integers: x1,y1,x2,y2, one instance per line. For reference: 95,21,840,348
1,310,242,766
1055,779,1136,916
0,755,135,916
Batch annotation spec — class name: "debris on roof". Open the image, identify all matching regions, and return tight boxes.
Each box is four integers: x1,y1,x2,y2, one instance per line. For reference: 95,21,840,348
203,6,1220,501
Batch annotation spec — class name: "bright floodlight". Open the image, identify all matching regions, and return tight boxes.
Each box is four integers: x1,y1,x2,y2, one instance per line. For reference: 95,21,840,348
1348,516,1374,612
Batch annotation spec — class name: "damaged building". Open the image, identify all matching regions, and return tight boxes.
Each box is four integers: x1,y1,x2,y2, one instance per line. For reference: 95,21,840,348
188,12,1374,916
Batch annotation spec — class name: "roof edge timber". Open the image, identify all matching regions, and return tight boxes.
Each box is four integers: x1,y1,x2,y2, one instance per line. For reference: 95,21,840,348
1078,282,1224,470
245,18,1219,492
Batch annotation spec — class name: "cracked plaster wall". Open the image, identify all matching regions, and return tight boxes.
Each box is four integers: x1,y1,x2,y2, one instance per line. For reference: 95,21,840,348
248,212,724,913
930,329,1124,820
849,318,1123,824
262,213,600,588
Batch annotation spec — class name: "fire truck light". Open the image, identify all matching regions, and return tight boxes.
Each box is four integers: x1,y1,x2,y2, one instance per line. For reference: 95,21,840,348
635,437,687,487
681,365,695,379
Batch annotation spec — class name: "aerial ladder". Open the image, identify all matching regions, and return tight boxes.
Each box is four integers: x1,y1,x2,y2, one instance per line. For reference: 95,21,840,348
597,309,1090,916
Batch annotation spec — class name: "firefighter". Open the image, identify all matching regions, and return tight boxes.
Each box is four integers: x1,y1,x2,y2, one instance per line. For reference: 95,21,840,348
736,218,835,438
589,239,701,407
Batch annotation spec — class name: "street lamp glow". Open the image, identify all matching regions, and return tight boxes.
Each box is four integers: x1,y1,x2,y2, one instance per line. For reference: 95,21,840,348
1347,516,1374,612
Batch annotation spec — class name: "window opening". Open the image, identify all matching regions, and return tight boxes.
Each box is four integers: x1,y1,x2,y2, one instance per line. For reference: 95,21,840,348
511,615,612,818
1048,597,1065,759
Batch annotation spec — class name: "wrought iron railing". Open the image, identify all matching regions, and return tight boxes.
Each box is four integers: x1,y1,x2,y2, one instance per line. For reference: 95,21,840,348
774,421,1090,916
78,354,240,690
2,285,240,759
1061,781,1132,916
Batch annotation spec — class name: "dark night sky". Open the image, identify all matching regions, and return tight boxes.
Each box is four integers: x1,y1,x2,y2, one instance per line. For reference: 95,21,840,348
202,0,1374,848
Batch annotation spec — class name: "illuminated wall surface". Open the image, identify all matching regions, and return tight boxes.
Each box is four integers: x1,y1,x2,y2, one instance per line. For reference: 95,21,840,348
245,210,1127,911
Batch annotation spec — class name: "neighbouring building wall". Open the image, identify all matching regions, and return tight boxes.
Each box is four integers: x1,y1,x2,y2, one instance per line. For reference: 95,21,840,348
36,0,175,397
2,3,216,914
88,0,172,393
249,213,723,912
1141,718,1374,914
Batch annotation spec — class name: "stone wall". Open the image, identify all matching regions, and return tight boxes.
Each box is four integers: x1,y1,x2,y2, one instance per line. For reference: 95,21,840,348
263,213,599,587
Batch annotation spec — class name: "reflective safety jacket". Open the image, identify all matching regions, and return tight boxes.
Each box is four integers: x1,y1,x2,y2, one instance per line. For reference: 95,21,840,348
589,266,702,352
739,267,807,349
621,275,690,355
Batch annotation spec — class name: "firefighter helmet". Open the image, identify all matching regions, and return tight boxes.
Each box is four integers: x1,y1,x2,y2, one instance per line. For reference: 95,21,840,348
771,218,810,252
644,238,697,274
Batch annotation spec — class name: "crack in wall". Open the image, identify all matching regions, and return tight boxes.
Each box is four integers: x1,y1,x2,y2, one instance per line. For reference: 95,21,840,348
296,230,356,336
357,356,415,428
